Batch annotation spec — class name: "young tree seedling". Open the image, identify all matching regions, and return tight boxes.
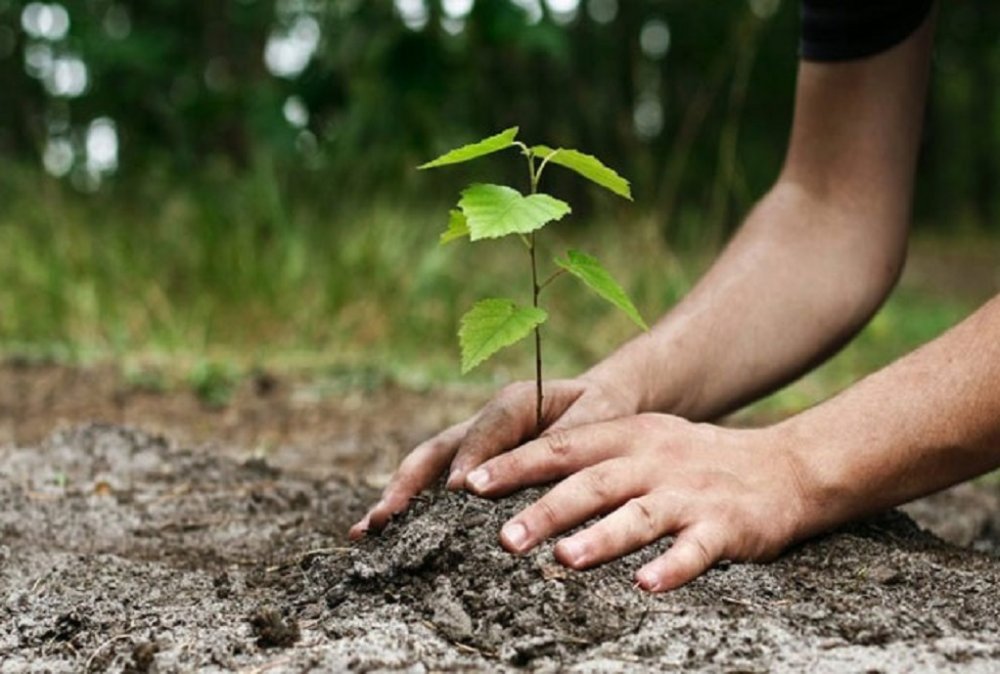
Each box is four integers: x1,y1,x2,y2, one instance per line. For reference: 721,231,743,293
419,127,647,433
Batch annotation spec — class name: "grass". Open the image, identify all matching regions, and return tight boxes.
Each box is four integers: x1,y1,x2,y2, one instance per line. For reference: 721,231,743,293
738,288,974,420
0,163,991,418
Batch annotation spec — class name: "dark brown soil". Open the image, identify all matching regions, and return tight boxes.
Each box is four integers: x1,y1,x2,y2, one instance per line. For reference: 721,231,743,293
2,420,1000,672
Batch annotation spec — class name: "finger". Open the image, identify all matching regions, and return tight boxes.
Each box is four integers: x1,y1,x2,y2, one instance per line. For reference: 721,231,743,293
634,524,726,592
542,383,630,436
465,419,630,497
447,381,575,488
498,457,645,554
349,418,473,539
553,492,683,570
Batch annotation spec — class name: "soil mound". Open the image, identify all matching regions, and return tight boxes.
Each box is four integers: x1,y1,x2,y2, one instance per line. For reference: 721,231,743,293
2,424,1000,672
304,486,1000,672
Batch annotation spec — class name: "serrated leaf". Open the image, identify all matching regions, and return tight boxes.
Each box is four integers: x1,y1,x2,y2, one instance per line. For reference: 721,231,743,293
459,298,548,373
440,209,470,245
532,145,632,200
556,250,648,330
419,127,519,169
459,184,571,240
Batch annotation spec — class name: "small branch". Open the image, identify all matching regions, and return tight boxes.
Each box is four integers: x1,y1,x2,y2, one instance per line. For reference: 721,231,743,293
523,145,538,195
533,148,562,187
538,268,566,293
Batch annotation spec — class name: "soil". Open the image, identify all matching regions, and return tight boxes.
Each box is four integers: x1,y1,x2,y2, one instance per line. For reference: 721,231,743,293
2,364,1000,671
0,360,484,482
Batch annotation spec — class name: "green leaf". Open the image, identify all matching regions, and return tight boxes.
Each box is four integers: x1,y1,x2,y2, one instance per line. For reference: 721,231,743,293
459,184,571,240
556,250,648,330
439,209,469,245
459,298,547,373
532,145,632,200
419,127,519,169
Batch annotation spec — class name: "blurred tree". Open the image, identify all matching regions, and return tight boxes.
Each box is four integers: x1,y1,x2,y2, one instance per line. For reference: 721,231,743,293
0,0,996,232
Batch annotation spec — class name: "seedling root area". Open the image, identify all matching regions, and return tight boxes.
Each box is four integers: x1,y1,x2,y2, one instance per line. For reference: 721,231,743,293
2,381,1000,670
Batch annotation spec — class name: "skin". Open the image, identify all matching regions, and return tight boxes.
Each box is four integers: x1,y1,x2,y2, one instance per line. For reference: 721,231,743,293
352,12,1000,591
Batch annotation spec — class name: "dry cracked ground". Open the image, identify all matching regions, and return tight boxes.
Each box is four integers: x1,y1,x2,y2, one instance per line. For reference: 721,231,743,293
1,365,1000,672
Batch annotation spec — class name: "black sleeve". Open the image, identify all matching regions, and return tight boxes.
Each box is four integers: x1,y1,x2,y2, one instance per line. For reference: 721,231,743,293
800,0,934,62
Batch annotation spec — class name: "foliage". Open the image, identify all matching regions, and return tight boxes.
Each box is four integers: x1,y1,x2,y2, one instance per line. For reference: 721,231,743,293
459,299,547,374
457,183,571,240
440,209,470,244
555,250,647,330
531,146,632,200
420,127,646,425
418,128,521,169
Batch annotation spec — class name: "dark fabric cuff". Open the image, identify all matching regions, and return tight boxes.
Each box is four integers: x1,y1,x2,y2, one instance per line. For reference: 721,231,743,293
800,0,934,62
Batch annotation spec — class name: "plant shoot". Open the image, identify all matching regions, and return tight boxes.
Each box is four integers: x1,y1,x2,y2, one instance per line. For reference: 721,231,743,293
419,127,647,432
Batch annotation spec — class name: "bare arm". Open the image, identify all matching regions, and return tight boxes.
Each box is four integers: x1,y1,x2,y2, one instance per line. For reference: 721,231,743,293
781,294,1000,539
591,16,934,420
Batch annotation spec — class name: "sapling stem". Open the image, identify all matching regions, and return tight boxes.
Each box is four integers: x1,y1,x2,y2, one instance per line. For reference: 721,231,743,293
526,150,545,434
530,231,543,434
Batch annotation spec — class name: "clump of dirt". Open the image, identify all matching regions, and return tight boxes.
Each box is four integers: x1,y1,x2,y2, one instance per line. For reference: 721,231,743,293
123,641,158,674
3,423,1000,672
248,606,301,648
313,487,653,663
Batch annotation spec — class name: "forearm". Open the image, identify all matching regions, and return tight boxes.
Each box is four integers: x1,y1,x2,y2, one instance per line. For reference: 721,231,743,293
587,15,933,421
586,184,905,420
776,294,1000,538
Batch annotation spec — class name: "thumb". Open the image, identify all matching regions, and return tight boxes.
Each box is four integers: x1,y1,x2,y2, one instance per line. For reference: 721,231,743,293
543,390,631,437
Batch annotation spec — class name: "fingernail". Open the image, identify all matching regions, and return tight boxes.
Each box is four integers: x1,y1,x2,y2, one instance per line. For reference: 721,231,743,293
558,538,588,567
446,469,463,489
501,521,529,551
635,569,659,592
466,468,490,492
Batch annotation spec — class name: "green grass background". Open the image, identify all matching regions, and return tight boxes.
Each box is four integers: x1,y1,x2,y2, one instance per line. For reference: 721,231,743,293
0,164,985,420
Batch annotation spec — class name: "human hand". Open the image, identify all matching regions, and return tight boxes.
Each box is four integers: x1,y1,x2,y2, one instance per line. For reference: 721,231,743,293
349,375,640,539
463,414,808,591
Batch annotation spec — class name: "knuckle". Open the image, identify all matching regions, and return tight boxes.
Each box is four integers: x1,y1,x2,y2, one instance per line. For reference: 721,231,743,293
532,498,561,530
481,395,514,425
633,412,665,432
543,429,573,459
582,467,616,501
689,535,714,570
624,498,658,537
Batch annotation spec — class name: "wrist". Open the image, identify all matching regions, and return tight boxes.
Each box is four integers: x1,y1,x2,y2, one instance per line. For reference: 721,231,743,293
581,339,658,415
591,338,693,415
766,413,861,542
